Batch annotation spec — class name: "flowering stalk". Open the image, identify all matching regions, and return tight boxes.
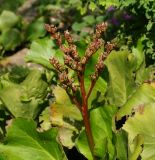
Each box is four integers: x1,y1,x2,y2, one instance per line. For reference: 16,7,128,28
45,22,114,159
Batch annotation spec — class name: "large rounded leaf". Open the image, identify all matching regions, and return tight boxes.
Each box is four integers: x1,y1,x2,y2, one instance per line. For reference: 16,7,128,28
0,70,48,119
105,50,136,106
116,83,155,120
0,118,67,160
123,103,155,160
76,105,117,159
25,38,56,69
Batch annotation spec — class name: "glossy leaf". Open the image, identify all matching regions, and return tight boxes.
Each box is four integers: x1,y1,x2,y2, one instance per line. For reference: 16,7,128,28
123,103,155,160
76,105,117,159
135,64,155,84
105,50,136,106
76,130,93,160
0,70,48,119
116,130,128,160
85,77,107,108
132,38,144,70
25,38,56,69
116,83,155,120
90,106,117,159
51,86,82,148
0,118,67,160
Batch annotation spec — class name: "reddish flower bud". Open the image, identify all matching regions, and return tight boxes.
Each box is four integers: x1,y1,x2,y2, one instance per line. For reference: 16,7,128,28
64,30,73,44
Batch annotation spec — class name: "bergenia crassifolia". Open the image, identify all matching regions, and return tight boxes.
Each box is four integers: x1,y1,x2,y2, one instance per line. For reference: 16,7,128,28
45,22,115,159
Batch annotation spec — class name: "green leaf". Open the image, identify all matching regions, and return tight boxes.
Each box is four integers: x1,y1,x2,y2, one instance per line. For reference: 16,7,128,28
0,1,25,13
0,69,48,119
89,2,97,11
123,103,155,160
8,66,30,83
85,77,107,108
90,106,117,159
39,107,51,131
135,64,155,84
72,22,87,32
116,83,155,120
0,10,19,31
0,28,22,51
25,38,56,69
105,50,136,106
147,21,153,31
76,105,117,159
99,0,119,8
21,70,48,100
83,15,96,25
132,38,144,70
51,86,82,148
130,135,144,160
0,118,67,160
26,17,46,41
116,130,128,160
76,130,93,160
82,47,107,107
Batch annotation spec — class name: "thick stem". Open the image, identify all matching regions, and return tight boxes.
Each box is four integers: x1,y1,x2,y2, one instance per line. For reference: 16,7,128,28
78,70,96,160
82,103,95,159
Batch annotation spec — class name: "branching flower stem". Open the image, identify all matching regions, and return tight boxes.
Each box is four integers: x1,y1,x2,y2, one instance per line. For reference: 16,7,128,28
77,68,96,159
45,22,114,160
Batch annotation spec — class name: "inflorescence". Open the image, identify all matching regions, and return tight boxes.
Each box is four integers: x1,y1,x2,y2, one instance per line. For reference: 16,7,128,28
45,22,115,159
45,22,114,106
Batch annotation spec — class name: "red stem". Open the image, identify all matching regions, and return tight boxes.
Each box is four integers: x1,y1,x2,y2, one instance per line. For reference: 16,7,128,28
86,79,97,101
78,70,96,160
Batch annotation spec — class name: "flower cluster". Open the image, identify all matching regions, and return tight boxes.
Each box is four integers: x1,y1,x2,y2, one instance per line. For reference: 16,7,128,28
45,23,115,158
45,22,114,95
90,42,115,80
81,22,108,65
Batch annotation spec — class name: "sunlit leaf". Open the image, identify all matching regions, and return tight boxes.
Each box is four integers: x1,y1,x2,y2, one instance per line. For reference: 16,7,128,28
0,118,67,160
116,130,128,160
0,70,48,119
25,38,56,69
89,2,97,11
39,107,51,131
123,103,155,160
51,86,82,148
132,38,144,70
85,77,107,108
76,130,93,160
116,83,155,120
76,105,117,159
105,50,136,106
99,0,119,8
135,64,155,84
